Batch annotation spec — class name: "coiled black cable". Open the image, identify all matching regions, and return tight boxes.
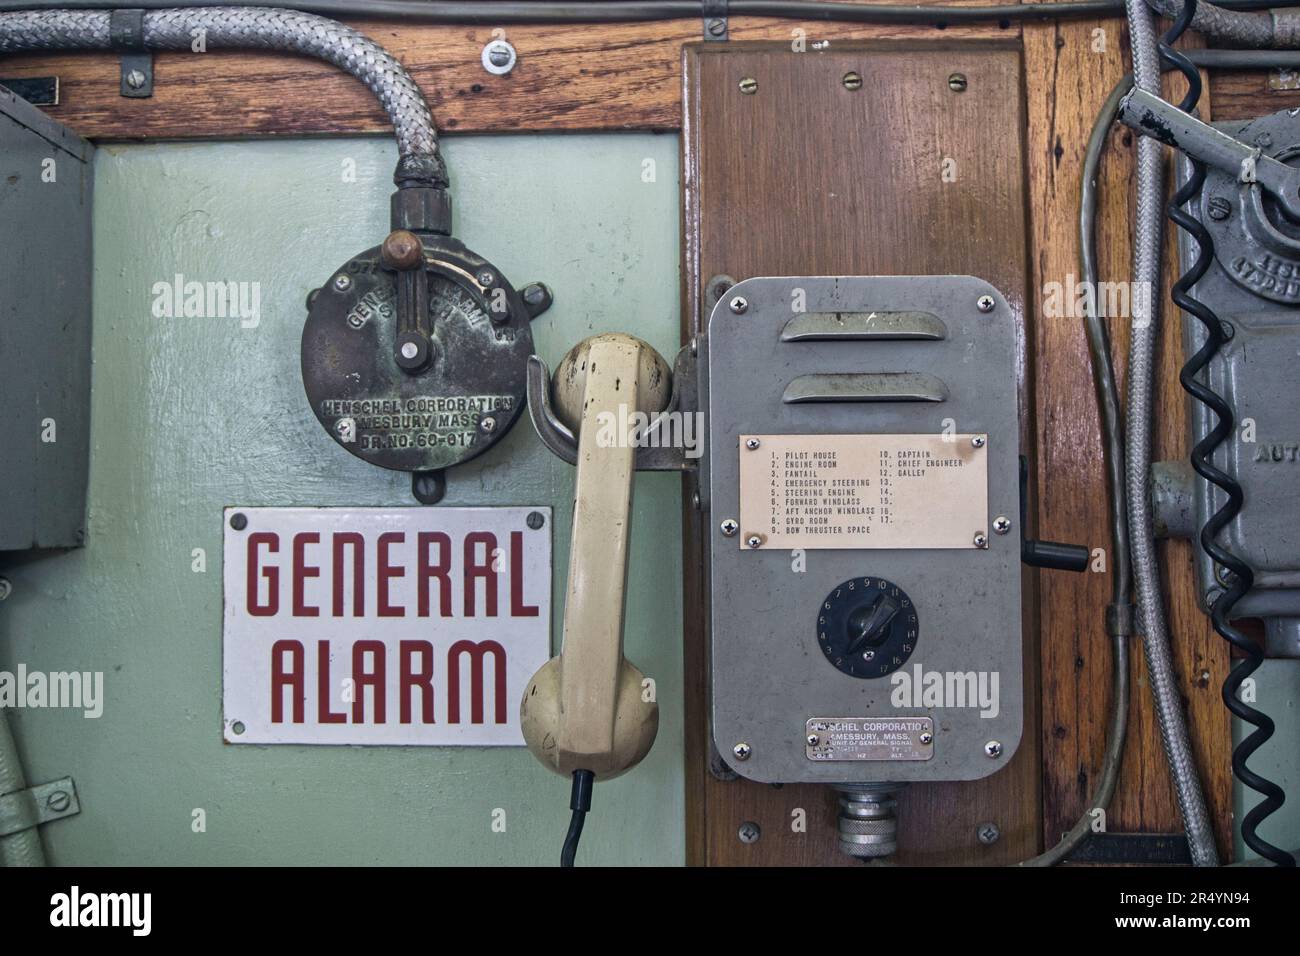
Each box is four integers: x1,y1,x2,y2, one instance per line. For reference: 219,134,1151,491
1159,0,1294,867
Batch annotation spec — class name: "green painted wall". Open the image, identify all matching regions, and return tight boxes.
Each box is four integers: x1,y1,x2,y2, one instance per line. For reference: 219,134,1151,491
3,128,1297,867
0,133,685,865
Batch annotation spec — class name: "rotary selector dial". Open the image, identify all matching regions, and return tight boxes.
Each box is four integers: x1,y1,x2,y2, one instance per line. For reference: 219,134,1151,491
817,577,919,679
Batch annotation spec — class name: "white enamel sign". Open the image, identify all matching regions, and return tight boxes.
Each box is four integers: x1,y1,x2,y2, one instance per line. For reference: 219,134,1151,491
222,506,551,745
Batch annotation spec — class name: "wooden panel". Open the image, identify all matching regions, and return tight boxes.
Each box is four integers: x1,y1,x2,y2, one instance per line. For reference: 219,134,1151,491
0,18,1009,140
1212,71,1300,122
682,39,1041,866
1022,17,1233,856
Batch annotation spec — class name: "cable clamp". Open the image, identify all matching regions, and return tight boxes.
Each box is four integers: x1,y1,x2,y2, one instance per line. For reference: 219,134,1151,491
1105,602,1136,638
703,0,729,42
0,776,81,838
110,9,153,99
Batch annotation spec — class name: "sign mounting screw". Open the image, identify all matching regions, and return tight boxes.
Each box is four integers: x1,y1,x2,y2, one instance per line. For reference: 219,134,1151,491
974,532,989,549
971,435,986,448
992,515,1012,535
745,437,761,450
720,518,739,536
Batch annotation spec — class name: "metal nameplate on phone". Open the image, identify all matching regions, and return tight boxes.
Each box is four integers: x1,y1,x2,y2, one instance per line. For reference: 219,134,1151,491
806,717,935,761
738,433,988,550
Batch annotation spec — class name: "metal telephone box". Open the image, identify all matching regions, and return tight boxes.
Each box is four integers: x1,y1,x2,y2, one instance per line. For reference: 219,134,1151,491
701,275,1023,854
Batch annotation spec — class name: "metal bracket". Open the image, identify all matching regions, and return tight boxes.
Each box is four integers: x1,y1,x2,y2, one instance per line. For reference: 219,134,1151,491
1065,832,1194,866
703,0,729,41
526,341,699,471
0,776,81,838
0,76,59,107
110,9,153,98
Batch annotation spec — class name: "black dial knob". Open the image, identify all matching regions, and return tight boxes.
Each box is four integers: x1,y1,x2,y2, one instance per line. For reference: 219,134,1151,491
817,577,919,679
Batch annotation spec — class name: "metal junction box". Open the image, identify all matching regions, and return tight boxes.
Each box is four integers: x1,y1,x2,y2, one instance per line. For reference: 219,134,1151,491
0,87,93,551
704,275,1022,784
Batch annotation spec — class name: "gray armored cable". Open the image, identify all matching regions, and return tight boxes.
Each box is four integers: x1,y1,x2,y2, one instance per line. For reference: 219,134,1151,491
0,7,446,192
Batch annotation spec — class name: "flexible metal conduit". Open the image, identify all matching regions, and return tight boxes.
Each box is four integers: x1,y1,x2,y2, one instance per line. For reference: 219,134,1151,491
1123,0,1219,867
0,709,45,866
1146,0,1300,47
0,7,445,186
0,0,1294,23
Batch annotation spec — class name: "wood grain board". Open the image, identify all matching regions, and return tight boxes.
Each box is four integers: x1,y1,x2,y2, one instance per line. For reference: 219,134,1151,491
2,8,1253,864
682,39,1042,866
1023,16,1233,856
0,18,1006,139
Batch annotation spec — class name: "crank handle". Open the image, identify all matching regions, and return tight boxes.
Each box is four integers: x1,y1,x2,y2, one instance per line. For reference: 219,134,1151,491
1118,87,1300,221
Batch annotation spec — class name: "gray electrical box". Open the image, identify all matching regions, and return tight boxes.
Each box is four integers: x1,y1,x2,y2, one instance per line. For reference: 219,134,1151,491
703,275,1022,785
0,87,93,551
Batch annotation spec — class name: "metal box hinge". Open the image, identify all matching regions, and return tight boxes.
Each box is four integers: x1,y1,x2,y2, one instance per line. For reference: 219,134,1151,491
110,9,153,98
0,776,82,838
703,0,728,41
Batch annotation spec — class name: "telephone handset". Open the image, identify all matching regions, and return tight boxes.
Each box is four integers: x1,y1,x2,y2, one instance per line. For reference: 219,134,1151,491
520,333,672,861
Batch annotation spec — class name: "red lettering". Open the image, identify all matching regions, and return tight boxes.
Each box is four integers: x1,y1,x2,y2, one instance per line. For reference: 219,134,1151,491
247,532,279,616
463,531,498,617
447,639,507,724
352,640,386,723
317,641,345,724
270,639,304,723
418,531,453,617
331,531,364,616
510,531,539,617
292,532,320,617
400,640,436,724
377,532,405,617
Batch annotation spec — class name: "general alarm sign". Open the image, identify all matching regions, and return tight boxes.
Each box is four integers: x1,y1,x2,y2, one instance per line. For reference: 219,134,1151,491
222,507,551,746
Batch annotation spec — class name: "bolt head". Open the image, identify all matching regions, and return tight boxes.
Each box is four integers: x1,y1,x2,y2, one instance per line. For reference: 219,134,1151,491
720,518,739,537
0,577,11,601
977,294,996,313
974,532,988,549
481,39,517,76
729,295,749,314
479,416,497,433
977,822,1001,845
919,731,933,745
949,72,969,93
400,341,420,360
807,734,820,746
732,742,752,760
228,513,248,531
745,437,761,450
126,69,147,90
842,71,863,91
738,77,758,95
992,515,1012,534
707,17,727,36
984,740,1003,758
333,274,352,292
477,269,496,288
526,511,545,530
46,790,71,813
738,821,761,844
1207,196,1232,221
746,534,763,549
